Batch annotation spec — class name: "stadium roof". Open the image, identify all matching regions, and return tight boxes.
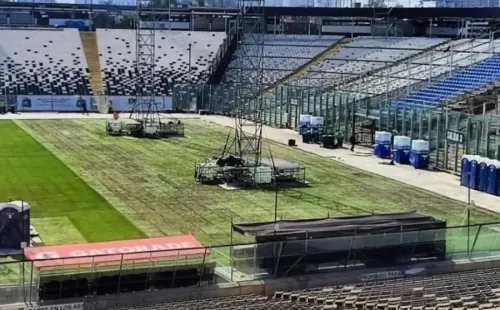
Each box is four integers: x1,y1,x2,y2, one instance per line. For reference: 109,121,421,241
2,3,500,19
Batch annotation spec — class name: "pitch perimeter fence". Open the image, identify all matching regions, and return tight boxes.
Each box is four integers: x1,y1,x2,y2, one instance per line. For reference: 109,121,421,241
4,87,499,174
3,221,500,305
173,84,500,173
3,94,174,113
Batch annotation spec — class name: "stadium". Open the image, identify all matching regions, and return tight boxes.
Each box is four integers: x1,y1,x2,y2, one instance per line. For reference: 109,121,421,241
2,0,500,309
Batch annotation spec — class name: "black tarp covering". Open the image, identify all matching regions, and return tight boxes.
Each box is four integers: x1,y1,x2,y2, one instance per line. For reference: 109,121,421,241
233,212,446,240
232,212,446,274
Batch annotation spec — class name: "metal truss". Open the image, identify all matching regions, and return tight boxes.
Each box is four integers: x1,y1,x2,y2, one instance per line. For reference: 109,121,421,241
132,0,160,124
231,0,265,166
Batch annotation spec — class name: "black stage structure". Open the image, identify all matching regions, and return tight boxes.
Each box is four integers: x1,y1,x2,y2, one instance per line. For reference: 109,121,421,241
232,212,447,276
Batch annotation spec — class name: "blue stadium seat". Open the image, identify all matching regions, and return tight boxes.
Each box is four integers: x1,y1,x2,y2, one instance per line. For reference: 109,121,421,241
393,54,500,109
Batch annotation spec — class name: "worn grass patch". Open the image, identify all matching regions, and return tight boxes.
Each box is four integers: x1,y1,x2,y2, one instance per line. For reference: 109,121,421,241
16,119,500,246
31,217,87,245
0,120,145,243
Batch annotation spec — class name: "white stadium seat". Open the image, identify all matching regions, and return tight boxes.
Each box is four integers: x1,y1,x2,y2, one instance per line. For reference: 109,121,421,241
0,28,91,95
96,29,226,96
223,34,343,86
289,36,447,88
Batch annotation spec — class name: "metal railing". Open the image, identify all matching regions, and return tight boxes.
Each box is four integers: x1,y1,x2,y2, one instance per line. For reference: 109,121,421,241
3,220,500,305
173,83,500,170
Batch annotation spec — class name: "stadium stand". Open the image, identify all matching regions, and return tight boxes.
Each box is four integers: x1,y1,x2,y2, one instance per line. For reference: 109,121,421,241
338,39,500,108
289,36,447,88
222,34,343,86
96,29,226,96
393,52,500,109
104,267,500,310
0,28,92,95
107,294,318,310
272,268,500,310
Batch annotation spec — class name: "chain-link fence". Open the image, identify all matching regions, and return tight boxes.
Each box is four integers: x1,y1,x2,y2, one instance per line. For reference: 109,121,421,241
173,84,500,173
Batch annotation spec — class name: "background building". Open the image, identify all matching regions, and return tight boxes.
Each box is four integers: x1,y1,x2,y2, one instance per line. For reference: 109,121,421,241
436,0,499,7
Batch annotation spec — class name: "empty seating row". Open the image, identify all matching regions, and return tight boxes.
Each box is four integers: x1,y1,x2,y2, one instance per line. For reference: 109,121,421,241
96,29,226,96
393,53,500,109
223,34,343,86
339,38,500,103
107,294,318,310
102,267,500,310
274,267,500,310
289,37,446,88
0,28,92,95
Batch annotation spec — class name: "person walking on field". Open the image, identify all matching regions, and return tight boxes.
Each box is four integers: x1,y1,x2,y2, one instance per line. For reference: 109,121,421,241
349,134,356,152
82,101,88,115
389,130,397,165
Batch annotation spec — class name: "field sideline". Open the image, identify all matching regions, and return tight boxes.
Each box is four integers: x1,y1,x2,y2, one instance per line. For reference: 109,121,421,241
0,118,496,247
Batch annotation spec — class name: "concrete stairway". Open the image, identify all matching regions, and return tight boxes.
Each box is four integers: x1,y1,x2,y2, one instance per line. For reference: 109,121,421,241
265,37,350,91
80,31,106,112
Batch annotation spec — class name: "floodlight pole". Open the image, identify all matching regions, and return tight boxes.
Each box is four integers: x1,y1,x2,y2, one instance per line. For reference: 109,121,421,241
467,205,471,256
274,177,278,224
468,177,471,206
467,171,471,256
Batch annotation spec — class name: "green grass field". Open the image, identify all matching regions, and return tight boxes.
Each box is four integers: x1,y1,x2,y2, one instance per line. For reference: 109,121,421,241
2,118,498,247
0,121,144,243
0,118,500,286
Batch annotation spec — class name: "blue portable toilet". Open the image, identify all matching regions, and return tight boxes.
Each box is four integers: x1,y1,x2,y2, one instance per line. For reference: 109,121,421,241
487,160,500,196
393,136,411,164
460,155,471,187
299,114,312,134
478,158,490,192
497,162,500,196
410,140,430,169
469,156,480,190
310,116,324,129
374,131,392,158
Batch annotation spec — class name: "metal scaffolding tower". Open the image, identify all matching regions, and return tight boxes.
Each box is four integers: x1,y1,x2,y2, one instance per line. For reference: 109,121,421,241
194,2,305,187
105,0,183,138
233,0,266,166
132,0,161,124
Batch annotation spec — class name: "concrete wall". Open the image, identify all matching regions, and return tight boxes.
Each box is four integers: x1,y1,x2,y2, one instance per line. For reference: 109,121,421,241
7,256,500,310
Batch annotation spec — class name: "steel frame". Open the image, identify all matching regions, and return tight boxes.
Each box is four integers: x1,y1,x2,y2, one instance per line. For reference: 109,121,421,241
232,0,265,166
133,0,161,124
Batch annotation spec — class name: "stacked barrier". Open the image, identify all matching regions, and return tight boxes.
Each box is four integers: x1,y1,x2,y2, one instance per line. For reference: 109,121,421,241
461,155,500,196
